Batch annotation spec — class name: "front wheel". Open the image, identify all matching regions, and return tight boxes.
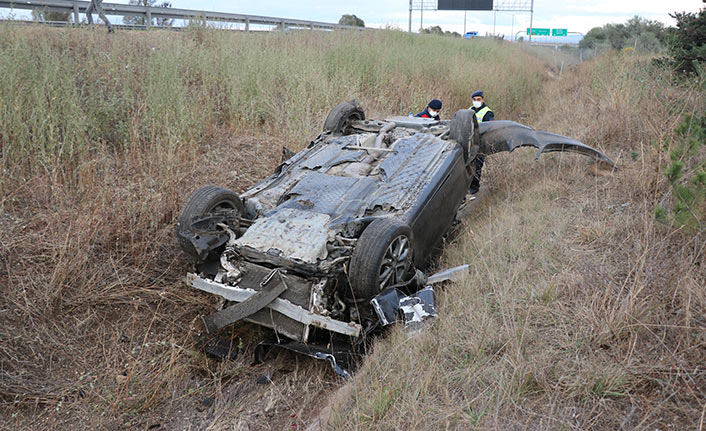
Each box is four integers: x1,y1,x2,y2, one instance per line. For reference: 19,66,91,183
348,218,413,300
176,185,244,258
449,109,480,163
322,101,365,136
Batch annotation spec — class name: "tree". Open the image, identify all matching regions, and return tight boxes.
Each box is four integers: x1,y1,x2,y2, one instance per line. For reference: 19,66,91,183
421,26,461,37
421,25,444,35
31,8,71,23
667,8,706,74
338,14,365,27
123,0,173,27
579,15,666,52
579,26,608,49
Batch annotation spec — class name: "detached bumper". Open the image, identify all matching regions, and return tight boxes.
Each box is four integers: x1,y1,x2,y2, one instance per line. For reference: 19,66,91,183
186,272,362,341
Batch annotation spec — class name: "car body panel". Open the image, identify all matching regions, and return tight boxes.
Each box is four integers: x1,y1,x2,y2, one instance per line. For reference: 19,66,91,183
180,107,616,342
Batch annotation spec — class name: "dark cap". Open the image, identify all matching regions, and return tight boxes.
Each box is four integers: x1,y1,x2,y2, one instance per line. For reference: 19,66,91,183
428,99,442,110
471,90,484,98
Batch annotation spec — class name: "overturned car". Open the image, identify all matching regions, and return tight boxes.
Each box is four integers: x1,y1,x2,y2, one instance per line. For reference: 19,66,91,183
177,101,615,343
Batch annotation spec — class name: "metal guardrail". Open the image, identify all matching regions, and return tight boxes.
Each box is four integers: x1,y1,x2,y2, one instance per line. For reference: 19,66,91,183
0,0,368,31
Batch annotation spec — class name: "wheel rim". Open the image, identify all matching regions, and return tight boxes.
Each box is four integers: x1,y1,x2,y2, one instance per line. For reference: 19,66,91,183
340,112,363,135
210,200,237,214
378,234,411,289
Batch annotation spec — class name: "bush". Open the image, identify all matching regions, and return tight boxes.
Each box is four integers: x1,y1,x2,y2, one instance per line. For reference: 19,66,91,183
338,14,364,27
580,16,666,53
666,8,706,74
657,113,706,228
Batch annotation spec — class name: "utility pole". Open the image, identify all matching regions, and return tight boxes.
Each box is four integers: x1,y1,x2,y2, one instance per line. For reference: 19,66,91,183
493,10,496,36
420,0,423,31
463,10,466,34
511,14,514,41
528,0,534,42
408,0,412,32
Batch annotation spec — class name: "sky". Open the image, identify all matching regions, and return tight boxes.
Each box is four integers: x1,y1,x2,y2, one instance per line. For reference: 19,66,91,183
2,0,703,39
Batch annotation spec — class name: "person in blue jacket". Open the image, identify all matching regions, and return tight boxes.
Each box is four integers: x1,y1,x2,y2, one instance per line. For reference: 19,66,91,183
414,99,442,120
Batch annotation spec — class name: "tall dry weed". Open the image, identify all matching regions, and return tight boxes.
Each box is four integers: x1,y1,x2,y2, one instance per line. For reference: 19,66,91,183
329,52,706,429
0,25,547,429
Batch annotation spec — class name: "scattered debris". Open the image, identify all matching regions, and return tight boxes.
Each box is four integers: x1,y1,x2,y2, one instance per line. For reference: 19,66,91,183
371,285,437,328
255,340,358,380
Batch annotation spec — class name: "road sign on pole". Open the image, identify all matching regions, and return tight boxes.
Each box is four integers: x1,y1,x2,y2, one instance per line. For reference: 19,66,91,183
437,0,494,10
527,27,549,36
551,28,567,36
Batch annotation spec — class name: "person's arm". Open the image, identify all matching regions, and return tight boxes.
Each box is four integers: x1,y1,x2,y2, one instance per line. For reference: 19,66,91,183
484,111,495,122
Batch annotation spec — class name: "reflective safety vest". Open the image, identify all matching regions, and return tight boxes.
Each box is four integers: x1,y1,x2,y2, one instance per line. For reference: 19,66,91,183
471,106,493,123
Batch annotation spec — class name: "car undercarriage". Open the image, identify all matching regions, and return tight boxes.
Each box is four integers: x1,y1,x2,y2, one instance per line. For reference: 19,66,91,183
176,101,616,349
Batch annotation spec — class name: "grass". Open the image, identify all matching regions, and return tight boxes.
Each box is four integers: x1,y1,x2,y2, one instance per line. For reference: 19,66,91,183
0,25,547,430
1,24,704,430
327,52,706,429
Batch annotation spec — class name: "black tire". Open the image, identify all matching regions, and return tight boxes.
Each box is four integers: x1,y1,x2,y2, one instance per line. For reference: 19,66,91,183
322,101,365,136
176,185,244,258
449,109,480,162
348,218,413,300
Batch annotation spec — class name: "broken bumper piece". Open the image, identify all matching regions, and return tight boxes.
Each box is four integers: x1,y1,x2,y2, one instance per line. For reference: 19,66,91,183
186,273,362,341
371,286,438,328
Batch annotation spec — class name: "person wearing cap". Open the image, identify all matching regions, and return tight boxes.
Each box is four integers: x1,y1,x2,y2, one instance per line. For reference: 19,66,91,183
414,99,442,120
468,90,494,193
469,91,494,123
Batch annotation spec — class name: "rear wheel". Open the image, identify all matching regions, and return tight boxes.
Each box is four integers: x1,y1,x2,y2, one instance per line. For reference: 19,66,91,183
176,185,244,258
449,109,480,162
349,218,413,300
323,101,365,136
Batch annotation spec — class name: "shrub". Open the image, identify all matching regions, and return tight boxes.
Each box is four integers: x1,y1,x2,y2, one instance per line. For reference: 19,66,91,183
657,113,706,228
667,8,706,74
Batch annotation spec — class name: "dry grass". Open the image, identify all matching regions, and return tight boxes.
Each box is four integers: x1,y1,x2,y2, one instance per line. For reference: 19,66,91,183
0,25,548,430
327,53,706,429
2,23,704,430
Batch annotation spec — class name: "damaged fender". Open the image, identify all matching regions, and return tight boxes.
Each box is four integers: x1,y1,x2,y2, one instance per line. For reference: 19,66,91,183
478,120,616,167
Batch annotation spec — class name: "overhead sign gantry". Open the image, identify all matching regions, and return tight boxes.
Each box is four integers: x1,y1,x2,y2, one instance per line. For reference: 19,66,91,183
409,0,537,41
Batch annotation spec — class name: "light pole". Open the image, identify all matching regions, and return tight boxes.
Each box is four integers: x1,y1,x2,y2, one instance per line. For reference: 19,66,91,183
528,0,534,42
503,13,518,41
408,0,412,32
463,10,466,35
420,0,423,31
495,12,519,41
493,9,496,36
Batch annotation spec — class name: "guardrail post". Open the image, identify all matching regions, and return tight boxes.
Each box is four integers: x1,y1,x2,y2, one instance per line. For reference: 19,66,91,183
73,3,79,27
244,17,249,32
145,8,151,29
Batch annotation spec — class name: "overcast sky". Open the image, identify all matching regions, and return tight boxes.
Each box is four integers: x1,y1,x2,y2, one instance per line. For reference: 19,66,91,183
140,0,701,35
2,0,703,37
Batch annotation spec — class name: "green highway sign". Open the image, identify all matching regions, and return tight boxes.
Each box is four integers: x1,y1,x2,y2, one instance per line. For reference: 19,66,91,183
527,28,550,36
552,28,568,36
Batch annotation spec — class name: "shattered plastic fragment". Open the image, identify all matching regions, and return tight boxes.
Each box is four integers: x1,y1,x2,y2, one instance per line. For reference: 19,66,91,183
314,352,351,379
254,340,357,379
426,264,469,284
371,286,437,328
